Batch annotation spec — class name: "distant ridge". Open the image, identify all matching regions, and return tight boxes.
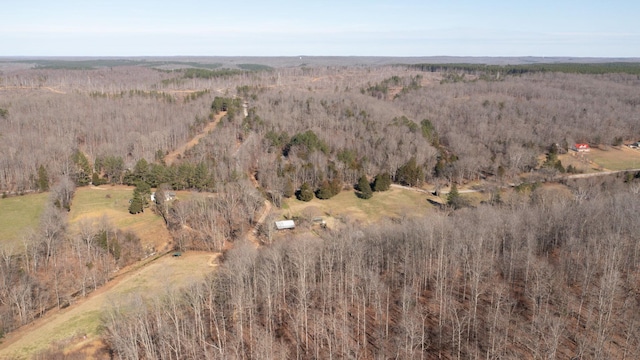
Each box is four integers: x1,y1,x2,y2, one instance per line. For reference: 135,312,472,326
1,56,640,69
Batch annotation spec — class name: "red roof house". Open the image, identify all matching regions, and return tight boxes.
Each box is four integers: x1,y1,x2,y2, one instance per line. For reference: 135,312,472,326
573,143,590,152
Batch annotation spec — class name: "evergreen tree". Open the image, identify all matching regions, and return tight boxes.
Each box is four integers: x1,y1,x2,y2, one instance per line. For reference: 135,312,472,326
447,183,465,209
129,181,151,214
372,172,391,192
396,157,423,186
133,158,149,183
148,163,168,188
315,180,334,200
128,192,144,214
329,177,342,196
37,165,49,191
71,149,92,186
356,175,373,199
92,172,107,186
296,182,314,202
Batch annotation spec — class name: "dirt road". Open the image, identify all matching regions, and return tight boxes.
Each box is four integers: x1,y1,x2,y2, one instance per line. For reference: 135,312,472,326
390,183,480,195
163,111,227,166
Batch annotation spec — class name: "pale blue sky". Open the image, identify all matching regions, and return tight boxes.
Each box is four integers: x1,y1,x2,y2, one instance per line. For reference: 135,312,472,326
2,0,639,57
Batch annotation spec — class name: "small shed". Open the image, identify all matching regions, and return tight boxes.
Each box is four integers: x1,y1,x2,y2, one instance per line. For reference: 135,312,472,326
312,217,327,228
275,220,295,230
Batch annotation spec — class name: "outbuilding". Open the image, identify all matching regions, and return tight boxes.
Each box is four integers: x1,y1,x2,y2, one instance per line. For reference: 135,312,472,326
275,220,295,230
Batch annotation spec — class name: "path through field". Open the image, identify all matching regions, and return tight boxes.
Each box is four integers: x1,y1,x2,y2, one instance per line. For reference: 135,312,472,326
163,111,227,166
0,252,217,359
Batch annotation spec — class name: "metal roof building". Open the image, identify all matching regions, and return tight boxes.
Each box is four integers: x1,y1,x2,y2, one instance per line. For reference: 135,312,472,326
275,220,295,230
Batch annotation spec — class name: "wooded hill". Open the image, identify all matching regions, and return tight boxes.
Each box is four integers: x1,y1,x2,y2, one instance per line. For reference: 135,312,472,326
2,59,640,358
104,176,640,359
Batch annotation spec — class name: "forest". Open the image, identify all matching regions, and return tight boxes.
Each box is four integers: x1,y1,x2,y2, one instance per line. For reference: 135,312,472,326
1,57,640,358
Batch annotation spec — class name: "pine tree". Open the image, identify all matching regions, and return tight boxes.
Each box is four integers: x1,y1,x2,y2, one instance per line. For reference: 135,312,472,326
357,175,373,199
297,182,314,202
372,172,391,192
37,165,49,191
315,180,334,200
129,181,151,214
396,157,423,186
447,183,463,209
128,192,144,214
71,149,92,186
329,176,342,196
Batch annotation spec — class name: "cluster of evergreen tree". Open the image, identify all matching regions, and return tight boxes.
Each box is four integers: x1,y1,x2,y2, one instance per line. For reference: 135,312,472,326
84,156,216,192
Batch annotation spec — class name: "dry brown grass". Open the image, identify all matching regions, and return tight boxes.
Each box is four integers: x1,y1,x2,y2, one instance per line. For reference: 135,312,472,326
68,185,174,251
0,251,216,359
585,146,640,171
282,187,435,226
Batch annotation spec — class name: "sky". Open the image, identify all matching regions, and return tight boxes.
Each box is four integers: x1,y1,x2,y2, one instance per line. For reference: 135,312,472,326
2,0,639,57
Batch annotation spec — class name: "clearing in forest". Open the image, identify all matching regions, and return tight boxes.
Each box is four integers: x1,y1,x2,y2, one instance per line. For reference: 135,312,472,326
283,186,435,224
0,192,49,250
68,186,173,251
585,146,640,171
0,251,217,359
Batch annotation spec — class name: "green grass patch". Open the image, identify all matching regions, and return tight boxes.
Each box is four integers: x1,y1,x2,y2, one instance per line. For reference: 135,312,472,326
0,192,49,249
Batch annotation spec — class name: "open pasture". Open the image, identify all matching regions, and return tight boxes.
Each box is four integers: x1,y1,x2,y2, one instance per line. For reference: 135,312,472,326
283,186,435,225
0,192,49,249
68,186,171,251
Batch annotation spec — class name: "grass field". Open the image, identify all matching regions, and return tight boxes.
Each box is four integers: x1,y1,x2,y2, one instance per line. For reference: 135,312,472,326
558,153,599,173
585,146,640,171
0,192,49,249
283,187,434,225
0,251,217,359
68,186,172,251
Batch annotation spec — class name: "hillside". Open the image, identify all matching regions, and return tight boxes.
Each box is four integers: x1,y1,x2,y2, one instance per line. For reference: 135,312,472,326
1,58,640,358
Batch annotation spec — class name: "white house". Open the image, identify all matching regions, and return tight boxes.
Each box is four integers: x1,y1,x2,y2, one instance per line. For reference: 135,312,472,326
151,191,176,203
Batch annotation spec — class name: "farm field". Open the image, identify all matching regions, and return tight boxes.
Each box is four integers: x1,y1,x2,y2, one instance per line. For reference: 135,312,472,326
0,192,49,249
0,251,217,359
557,152,599,173
585,146,640,171
283,186,435,225
68,186,173,252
